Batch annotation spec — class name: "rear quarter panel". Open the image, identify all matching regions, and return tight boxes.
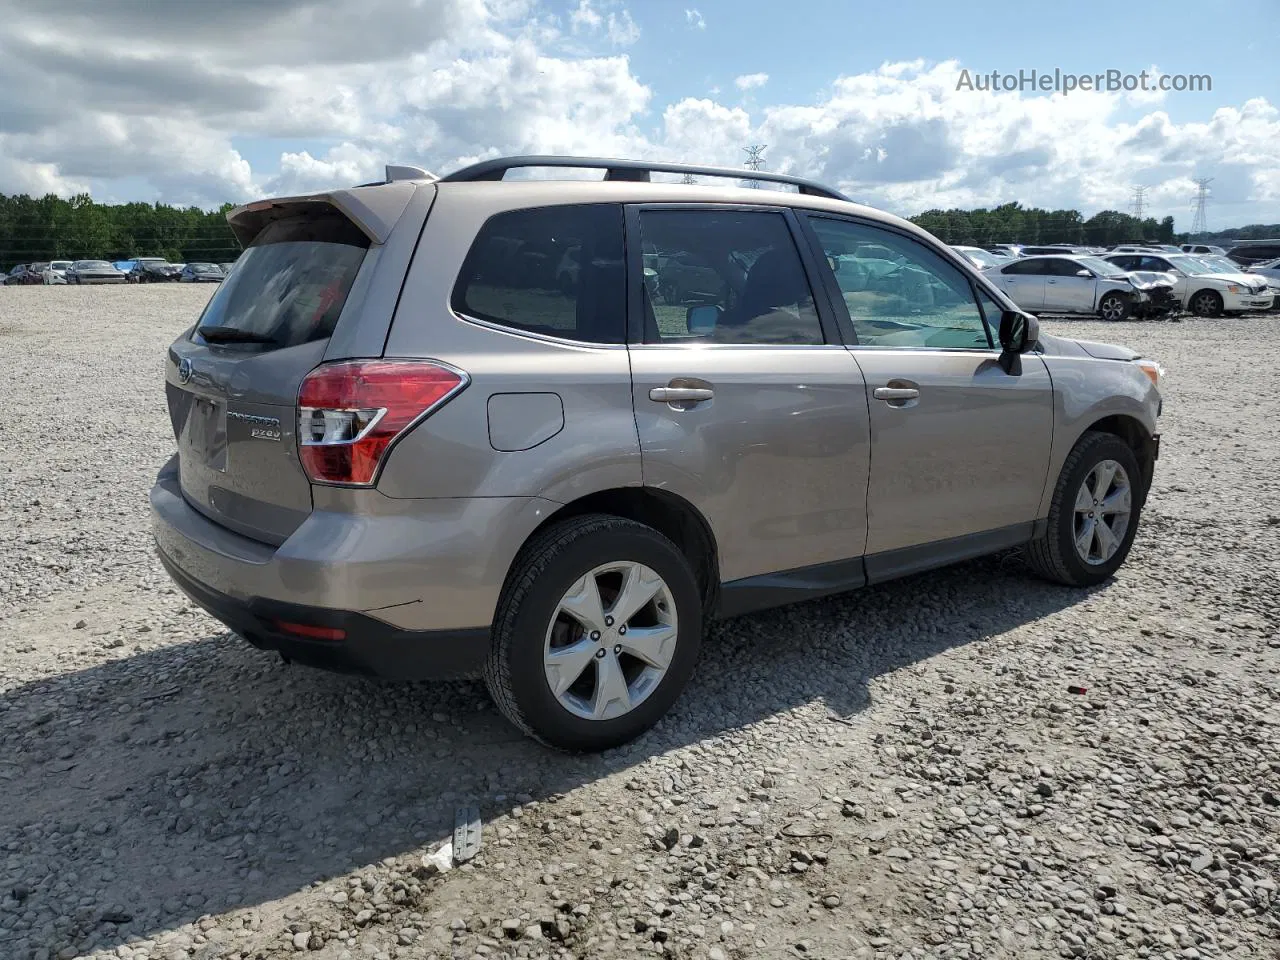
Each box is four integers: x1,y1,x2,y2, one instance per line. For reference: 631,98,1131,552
1039,354,1160,516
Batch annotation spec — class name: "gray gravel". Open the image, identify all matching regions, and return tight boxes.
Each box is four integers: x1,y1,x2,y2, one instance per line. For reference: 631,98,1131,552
1,285,1277,960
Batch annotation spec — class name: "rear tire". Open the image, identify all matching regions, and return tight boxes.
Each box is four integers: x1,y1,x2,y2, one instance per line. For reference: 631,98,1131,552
1189,289,1223,317
484,514,703,752
1026,431,1143,587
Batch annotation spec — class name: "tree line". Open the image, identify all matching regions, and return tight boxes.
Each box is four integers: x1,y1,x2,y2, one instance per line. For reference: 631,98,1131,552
1,190,1270,272
0,192,240,270
908,203,1179,247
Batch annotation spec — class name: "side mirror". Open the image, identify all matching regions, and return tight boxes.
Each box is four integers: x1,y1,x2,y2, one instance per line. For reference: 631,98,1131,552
686,304,722,335
998,310,1039,373
1076,269,1092,277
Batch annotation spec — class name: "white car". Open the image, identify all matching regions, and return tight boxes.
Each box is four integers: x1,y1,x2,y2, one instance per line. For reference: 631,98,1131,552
1180,243,1226,256
1104,252,1274,316
43,260,71,284
989,254,1177,320
1241,258,1280,308
950,245,1012,270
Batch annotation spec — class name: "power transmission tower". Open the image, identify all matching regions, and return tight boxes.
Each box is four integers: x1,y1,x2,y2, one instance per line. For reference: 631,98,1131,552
680,173,696,185
1190,178,1213,236
742,144,766,189
1130,185,1147,221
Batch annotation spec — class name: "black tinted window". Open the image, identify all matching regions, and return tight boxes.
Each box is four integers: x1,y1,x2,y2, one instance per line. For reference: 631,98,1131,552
1004,258,1046,275
1046,259,1083,276
194,210,368,349
638,210,822,345
452,204,625,344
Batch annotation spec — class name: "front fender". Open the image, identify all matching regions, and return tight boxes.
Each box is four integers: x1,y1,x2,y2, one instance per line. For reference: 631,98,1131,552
1039,355,1160,516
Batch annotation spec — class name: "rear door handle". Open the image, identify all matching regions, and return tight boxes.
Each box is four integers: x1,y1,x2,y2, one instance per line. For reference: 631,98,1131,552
873,387,920,402
650,386,714,403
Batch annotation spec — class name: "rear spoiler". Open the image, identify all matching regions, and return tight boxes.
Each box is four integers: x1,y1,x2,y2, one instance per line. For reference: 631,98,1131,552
226,165,437,247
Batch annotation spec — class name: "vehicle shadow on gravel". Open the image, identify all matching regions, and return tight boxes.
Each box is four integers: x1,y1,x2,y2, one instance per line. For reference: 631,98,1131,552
1,551,1095,955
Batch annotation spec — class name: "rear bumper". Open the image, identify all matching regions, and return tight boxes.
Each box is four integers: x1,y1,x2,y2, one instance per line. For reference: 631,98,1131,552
157,547,489,679
150,456,554,679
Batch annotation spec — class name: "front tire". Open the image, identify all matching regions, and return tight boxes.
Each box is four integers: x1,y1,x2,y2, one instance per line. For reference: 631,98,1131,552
484,515,703,752
1189,289,1223,317
1098,293,1129,322
1026,432,1143,587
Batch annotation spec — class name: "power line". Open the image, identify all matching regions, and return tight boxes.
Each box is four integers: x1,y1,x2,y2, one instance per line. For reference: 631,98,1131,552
1190,178,1213,236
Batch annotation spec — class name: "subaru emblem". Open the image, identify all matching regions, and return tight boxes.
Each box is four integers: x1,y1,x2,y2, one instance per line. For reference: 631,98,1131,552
178,357,193,384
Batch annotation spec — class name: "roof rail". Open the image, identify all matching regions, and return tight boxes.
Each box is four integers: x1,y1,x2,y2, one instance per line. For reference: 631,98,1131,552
437,155,850,202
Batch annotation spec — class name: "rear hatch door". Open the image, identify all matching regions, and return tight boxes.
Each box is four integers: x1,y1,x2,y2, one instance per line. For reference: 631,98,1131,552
166,203,376,545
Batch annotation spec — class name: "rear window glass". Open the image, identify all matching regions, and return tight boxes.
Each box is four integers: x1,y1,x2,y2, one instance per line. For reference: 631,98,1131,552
452,204,625,344
194,210,369,349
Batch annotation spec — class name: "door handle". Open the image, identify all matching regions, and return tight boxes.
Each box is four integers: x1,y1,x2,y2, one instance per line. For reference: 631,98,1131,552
873,387,920,402
650,386,714,403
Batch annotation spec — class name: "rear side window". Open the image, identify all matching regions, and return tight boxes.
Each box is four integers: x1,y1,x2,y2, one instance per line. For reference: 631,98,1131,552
452,204,625,344
194,209,369,349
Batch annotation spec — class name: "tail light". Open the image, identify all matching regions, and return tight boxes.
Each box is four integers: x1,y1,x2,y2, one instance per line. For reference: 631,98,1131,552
297,359,468,486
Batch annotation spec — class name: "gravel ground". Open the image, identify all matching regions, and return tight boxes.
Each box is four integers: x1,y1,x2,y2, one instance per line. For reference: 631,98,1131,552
0,285,1277,960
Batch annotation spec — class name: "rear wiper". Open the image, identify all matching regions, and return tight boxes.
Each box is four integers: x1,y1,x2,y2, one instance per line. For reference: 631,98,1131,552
196,327,278,345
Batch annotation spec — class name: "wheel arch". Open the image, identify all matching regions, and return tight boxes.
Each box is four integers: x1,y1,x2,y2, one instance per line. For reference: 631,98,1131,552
1189,287,1224,314
518,487,721,621
1076,414,1157,506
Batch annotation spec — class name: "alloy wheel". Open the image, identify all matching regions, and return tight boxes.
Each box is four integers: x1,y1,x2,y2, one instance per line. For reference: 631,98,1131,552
1073,459,1132,565
543,561,678,721
1099,296,1125,321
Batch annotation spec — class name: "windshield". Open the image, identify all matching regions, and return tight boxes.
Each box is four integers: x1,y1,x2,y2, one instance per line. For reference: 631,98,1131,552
1077,256,1126,277
1194,255,1243,274
51,261,70,270
79,261,111,269
194,210,369,350
1166,255,1216,275
190,263,218,272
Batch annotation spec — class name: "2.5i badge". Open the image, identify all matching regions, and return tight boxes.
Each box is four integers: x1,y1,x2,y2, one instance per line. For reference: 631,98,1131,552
227,410,282,442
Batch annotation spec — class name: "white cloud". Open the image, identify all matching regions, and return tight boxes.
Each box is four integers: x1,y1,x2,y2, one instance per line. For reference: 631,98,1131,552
0,4,1276,228
684,8,706,29
570,0,638,46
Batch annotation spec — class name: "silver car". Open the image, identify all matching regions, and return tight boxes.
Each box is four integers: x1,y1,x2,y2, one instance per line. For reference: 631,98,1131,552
67,260,127,284
151,156,1163,750
989,254,1175,320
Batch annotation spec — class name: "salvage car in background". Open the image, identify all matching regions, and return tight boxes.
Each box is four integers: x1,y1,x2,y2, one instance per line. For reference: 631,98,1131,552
1225,242,1280,267
131,258,183,282
180,262,224,283
1104,252,1273,315
66,260,127,284
44,260,71,284
1180,243,1226,256
990,255,1176,320
3,264,45,285
950,245,1012,270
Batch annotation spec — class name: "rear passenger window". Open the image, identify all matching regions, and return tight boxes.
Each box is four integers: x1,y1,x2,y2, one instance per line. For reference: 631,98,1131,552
452,204,625,344
638,210,823,345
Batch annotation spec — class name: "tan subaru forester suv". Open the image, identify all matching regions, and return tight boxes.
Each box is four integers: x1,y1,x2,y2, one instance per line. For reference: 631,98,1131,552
152,156,1163,750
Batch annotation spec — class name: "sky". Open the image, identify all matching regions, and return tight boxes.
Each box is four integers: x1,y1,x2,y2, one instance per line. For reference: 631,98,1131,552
1,0,1278,231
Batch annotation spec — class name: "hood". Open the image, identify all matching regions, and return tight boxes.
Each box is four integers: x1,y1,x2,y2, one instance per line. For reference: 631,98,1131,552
1037,332,1141,362
1122,270,1177,289
1201,272,1267,288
